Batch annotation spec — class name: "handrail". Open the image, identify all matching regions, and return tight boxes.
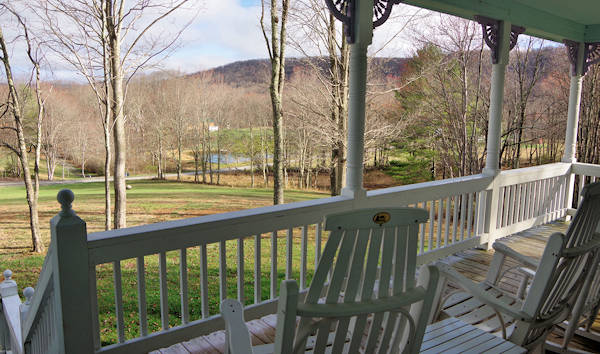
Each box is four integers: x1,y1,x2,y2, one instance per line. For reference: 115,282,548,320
21,247,54,345
87,195,353,264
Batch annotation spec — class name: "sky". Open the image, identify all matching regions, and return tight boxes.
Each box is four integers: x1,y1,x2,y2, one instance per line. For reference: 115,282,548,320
155,0,420,75
3,0,424,82
2,0,556,82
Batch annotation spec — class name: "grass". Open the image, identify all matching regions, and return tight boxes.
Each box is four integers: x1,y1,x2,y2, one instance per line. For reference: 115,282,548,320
0,178,328,345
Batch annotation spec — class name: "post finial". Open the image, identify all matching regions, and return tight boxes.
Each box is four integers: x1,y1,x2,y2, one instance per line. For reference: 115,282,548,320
57,189,75,216
23,287,34,304
3,269,12,281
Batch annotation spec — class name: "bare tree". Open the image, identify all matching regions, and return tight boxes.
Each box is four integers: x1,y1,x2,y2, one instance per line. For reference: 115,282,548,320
289,0,349,195
37,0,195,229
261,0,290,204
0,5,46,252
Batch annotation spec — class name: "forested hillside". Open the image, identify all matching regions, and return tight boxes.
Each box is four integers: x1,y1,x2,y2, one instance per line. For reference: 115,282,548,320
198,57,409,86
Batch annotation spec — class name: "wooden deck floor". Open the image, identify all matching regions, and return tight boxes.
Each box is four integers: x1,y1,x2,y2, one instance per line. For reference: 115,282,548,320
153,222,600,353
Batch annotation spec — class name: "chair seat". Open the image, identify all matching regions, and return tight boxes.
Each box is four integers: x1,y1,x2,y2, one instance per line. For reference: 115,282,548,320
421,318,526,354
440,285,522,336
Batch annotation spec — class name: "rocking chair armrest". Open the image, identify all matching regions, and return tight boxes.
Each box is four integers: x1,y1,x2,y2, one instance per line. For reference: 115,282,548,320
493,242,540,269
435,263,533,322
221,299,253,354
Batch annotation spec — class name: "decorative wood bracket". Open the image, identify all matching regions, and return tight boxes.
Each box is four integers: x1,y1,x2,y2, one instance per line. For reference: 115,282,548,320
324,0,402,44
475,16,525,64
564,40,600,76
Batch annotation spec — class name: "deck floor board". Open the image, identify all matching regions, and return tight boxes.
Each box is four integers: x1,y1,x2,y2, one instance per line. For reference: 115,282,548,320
157,221,600,353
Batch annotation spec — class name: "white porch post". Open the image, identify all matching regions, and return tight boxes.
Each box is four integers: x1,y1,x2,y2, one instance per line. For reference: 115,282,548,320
563,41,586,215
482,21,511,176
480,20,512,248
341,0,373,200
562,42,585,164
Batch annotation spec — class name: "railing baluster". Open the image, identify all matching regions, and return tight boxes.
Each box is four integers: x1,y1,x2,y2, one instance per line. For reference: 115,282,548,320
495,187,502,229
532,180,540,217
300,225,308,290
89,266,101,349
254,234,261,304
315,222,322,268
543,178,550,222
502,187,510,228
286,228,293,279
219,241,227,300
428,201,434,251
526,182,532,220
466,193,474,239
560,175,567,216
136,256,148,336
271,231,277,298
113,261,125,342
554,177,561,219
511,185,519,225
237,238,244,303
159,252,169,330
200,245,209,318
180,249,189,324
474,191,483,236
452,196,459,243
519,183,527,222
460,194,467,241
436,199,443,249
444,197,450,246
578,174,585,205
419,202,426,252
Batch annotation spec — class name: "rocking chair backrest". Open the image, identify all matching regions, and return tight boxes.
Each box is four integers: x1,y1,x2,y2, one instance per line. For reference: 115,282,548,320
514,182,600,347
279,207,435,354
564,182,600,248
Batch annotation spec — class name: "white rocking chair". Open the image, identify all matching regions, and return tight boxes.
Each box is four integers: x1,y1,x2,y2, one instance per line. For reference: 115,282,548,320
435,182,600,351
221,207,439,353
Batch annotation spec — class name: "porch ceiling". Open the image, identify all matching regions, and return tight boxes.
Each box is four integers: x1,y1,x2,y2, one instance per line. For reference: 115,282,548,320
403,0,600,43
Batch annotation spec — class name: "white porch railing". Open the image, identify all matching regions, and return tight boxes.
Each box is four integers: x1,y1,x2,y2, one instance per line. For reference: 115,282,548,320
0,161,596,353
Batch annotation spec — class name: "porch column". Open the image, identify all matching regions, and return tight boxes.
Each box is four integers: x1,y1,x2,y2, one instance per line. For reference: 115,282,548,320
342,0,373,199
475,18,523,249
482,20,512,176
562,41,585,163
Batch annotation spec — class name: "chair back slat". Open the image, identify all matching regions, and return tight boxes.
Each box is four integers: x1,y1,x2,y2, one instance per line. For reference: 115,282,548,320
287,207,434,353
347,227,384,353
331,228,371,352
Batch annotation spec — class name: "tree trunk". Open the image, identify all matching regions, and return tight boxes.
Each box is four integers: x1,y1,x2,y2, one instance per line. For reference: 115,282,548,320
264,0,289,205
250,127,255,187
104,126,112,230
208,127,213,184
0,26,43,252
108,8,127,228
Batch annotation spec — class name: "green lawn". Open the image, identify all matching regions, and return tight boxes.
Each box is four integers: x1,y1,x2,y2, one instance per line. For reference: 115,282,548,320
0,180,327,345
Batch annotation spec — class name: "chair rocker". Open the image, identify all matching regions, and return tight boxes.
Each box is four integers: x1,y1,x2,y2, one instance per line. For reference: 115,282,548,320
435,182,600,351
221,207,439,354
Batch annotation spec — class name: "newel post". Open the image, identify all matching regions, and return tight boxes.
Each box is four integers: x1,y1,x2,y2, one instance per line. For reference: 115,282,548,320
50,189,94,354
1,269,23,353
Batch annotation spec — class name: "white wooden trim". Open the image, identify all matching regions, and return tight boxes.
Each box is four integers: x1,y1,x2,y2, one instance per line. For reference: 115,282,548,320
366,174,493,206
496,163,571,187
572,162,600,177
